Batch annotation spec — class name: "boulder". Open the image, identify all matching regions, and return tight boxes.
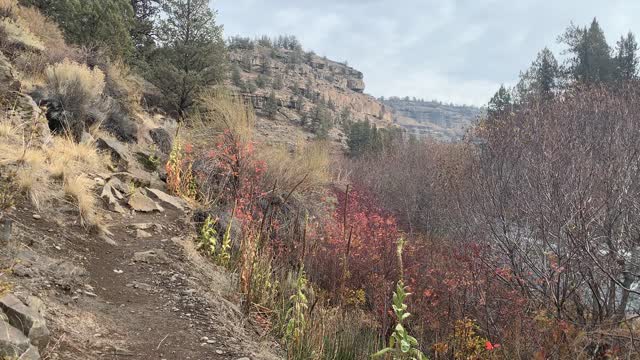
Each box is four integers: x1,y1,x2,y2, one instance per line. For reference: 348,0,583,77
0,320,31,358
127,189,164,213
106,177,128,195
133,249,168,264
96,137,131,171
144,188,189,211
149,128,173,154
100,183,126,214
0,294,49,351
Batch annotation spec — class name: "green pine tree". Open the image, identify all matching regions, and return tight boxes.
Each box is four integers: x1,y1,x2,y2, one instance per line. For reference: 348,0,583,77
560,18,613,84
614,32,639,82
264,91,278,119
149,0,227,118
517,47,559,101
487,85,513,120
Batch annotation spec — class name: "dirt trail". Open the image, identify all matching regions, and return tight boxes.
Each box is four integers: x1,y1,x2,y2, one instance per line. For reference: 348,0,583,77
3,201,279,360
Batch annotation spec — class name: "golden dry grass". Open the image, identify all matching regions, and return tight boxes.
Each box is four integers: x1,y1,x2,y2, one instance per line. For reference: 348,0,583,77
258,142,330,193
0,121,16,139
45,59,105,101
15,6,65,51
191,89,255,146
0,18,44,51
0,119,104,223
0,0,16,17
64,175,96,227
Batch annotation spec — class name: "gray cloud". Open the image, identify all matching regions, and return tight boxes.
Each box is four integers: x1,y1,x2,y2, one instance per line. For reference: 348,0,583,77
215,0,640,105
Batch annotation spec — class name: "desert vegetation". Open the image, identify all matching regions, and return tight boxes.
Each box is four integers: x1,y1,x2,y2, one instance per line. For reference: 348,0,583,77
0,0,639,359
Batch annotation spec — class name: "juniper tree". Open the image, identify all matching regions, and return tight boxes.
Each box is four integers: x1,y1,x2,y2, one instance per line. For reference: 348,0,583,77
150,0,227,118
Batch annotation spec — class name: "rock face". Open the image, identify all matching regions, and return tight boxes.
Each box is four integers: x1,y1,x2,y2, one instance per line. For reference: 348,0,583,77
149,128,173,154
384,98,483,141
228,44,393,128
0,294,49,359
145,187,189,211
128,189,164,213
96,137,131,171
0,294,50,351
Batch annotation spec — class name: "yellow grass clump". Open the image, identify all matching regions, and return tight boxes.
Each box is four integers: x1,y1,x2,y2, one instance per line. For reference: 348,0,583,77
258,142,330,194
45,59,105,102
64,175,96,227
192,89,255,146
0,18,44,51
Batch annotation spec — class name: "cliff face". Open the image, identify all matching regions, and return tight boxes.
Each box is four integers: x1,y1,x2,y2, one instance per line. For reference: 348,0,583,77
384,98,484,141
228,44,393,135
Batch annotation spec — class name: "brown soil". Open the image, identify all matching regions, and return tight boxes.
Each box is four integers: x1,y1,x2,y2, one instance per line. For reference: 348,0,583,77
0,196,280,360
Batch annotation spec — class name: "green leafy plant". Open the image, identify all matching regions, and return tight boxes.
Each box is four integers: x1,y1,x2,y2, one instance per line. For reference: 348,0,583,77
284,268,309,359
198,215,218,255
372,238,427,360
198,214,233,267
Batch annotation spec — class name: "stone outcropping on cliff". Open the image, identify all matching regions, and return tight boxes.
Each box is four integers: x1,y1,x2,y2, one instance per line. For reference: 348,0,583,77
228,43,393,129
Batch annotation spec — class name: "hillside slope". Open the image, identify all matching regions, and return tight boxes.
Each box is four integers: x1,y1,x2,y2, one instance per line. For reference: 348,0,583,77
226,38,394,148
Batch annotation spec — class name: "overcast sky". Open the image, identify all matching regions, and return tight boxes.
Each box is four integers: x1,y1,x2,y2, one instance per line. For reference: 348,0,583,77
215,0,640,106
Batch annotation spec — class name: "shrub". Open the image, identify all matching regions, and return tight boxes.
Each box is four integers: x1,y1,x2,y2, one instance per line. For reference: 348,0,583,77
44,59,105,141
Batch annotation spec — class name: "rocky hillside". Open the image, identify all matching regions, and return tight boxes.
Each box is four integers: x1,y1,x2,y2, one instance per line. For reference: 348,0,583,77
227,37,393,147
384,97,483,141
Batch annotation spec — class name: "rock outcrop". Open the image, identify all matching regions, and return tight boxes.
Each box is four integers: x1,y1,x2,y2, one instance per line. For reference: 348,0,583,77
228,44,393,129
0,294,49,359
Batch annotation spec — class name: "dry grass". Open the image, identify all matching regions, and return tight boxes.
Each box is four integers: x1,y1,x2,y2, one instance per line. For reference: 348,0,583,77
0,118,104,223
45,59,105,102
258,142,330,193
0,121,16,139
191,89,255,146
15,6,65,50
0,18,44,51
105,60,143,112
0,0,16,18
64,175,96,227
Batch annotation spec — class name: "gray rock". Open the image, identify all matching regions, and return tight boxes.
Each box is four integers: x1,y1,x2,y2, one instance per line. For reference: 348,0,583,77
101,184,126,214
128,189,164,213
0,320,30,358
136,229,152,239
129,223,160,232
96,137,130,171
149,128,173,154
19,345,41,359
145,188,189,211
132,249,168,264
0,218,12,244
0,294,49,351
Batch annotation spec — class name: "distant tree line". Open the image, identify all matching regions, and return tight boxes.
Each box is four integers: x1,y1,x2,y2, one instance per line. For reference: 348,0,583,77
227,34,303,52
488,18,639,119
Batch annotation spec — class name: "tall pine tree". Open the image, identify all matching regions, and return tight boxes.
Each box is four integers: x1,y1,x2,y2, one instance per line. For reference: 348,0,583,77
150,0,227,118
517,47,559,101
614,32,639,82
560,18,613,84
